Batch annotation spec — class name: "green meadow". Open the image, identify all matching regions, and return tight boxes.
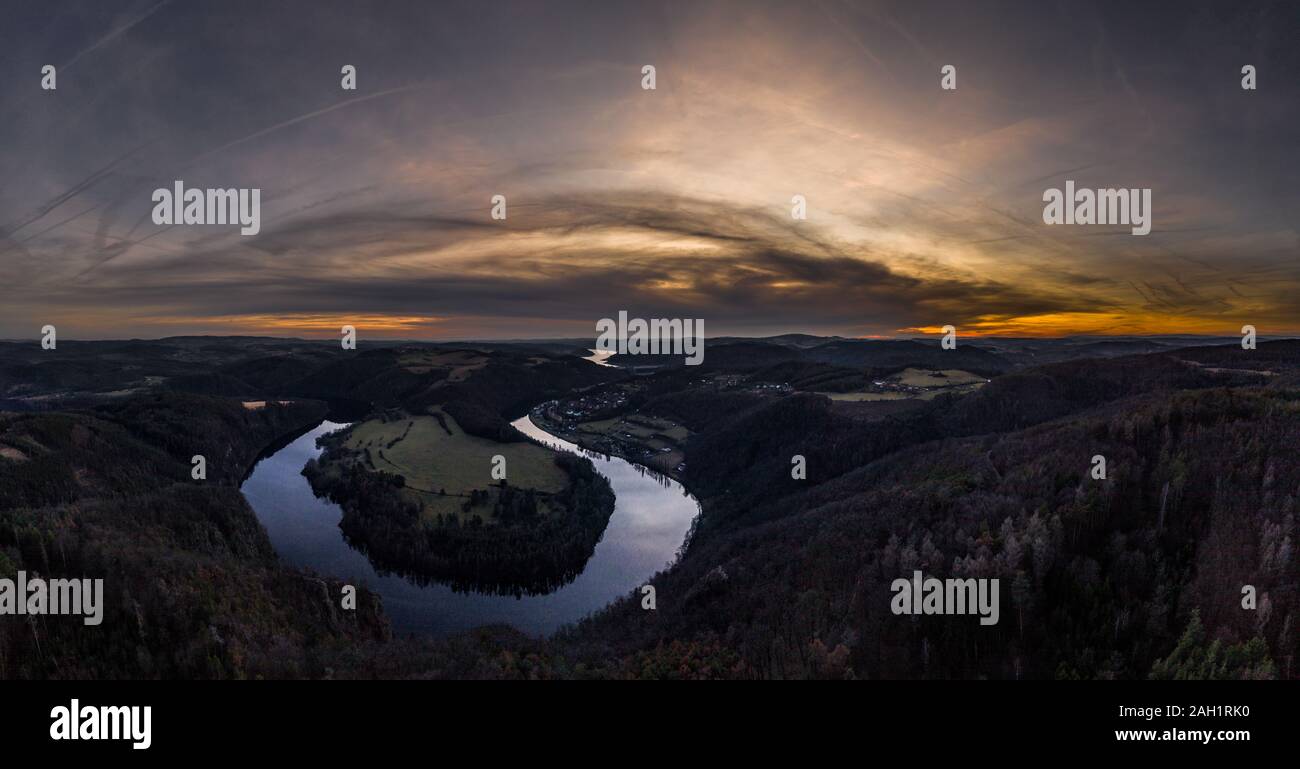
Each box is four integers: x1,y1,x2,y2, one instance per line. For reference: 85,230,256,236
343,409,568,522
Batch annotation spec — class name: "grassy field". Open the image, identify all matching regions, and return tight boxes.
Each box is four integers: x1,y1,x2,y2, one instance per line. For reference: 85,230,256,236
916,382,985,400
572,415,686,444
397,350,490,381
631,414,690,441
817,369,987,402
891,368,986,387
567,412,689,477
818,383,985,402
576,417,621,435
818,391,913,402
344,409,568,522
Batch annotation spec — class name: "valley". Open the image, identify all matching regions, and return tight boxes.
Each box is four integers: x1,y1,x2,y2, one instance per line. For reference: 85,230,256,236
1,333,1298,679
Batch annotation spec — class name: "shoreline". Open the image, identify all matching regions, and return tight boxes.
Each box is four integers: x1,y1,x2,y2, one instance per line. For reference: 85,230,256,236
527,404,690,489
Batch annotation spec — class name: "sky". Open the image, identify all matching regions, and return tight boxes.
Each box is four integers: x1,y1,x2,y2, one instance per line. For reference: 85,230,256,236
0,0,1297,340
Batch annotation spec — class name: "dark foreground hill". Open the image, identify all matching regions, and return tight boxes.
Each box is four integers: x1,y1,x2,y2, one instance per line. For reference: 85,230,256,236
530,342,1298,679
0,394,391,678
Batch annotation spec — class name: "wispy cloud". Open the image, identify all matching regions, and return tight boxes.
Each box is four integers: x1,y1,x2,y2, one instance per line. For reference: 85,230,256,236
1,0,1296,338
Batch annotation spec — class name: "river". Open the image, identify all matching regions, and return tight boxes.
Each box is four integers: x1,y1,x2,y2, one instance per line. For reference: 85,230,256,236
239,413,699,637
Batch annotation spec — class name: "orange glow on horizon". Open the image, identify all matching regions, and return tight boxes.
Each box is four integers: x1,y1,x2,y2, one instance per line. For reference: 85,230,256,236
900,312,1282,338
139,314,445,338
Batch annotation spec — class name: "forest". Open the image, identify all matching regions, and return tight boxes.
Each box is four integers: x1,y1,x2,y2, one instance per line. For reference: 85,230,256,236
0,393,389,678
546,343,1300,679
2,335,1297,679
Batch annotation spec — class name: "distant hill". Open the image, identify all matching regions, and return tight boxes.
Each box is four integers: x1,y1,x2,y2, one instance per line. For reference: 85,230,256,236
801,339,1010,377
601,336,1010,377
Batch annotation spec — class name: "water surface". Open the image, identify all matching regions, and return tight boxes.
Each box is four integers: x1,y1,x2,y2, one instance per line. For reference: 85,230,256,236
240,415,699,636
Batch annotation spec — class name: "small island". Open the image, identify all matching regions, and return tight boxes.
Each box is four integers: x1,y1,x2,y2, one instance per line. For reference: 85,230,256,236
303,406,615,596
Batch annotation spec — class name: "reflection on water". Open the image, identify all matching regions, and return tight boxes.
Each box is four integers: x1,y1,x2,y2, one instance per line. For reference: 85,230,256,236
583,348,618,367
240,416,699,637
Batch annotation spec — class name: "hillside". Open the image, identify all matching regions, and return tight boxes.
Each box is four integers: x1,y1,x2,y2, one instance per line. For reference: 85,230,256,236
2,336,1297,679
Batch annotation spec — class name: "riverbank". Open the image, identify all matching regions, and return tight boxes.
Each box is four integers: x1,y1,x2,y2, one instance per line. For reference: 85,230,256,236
302,408,617,597
241,414,700,638
528,404,690,486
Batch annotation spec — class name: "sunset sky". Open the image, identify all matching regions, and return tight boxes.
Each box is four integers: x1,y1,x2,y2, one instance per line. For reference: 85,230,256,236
1,0,1297,340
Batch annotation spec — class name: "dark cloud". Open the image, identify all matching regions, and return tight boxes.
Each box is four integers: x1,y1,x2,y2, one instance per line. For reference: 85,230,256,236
1,0,1297,338
19,190,1112,336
